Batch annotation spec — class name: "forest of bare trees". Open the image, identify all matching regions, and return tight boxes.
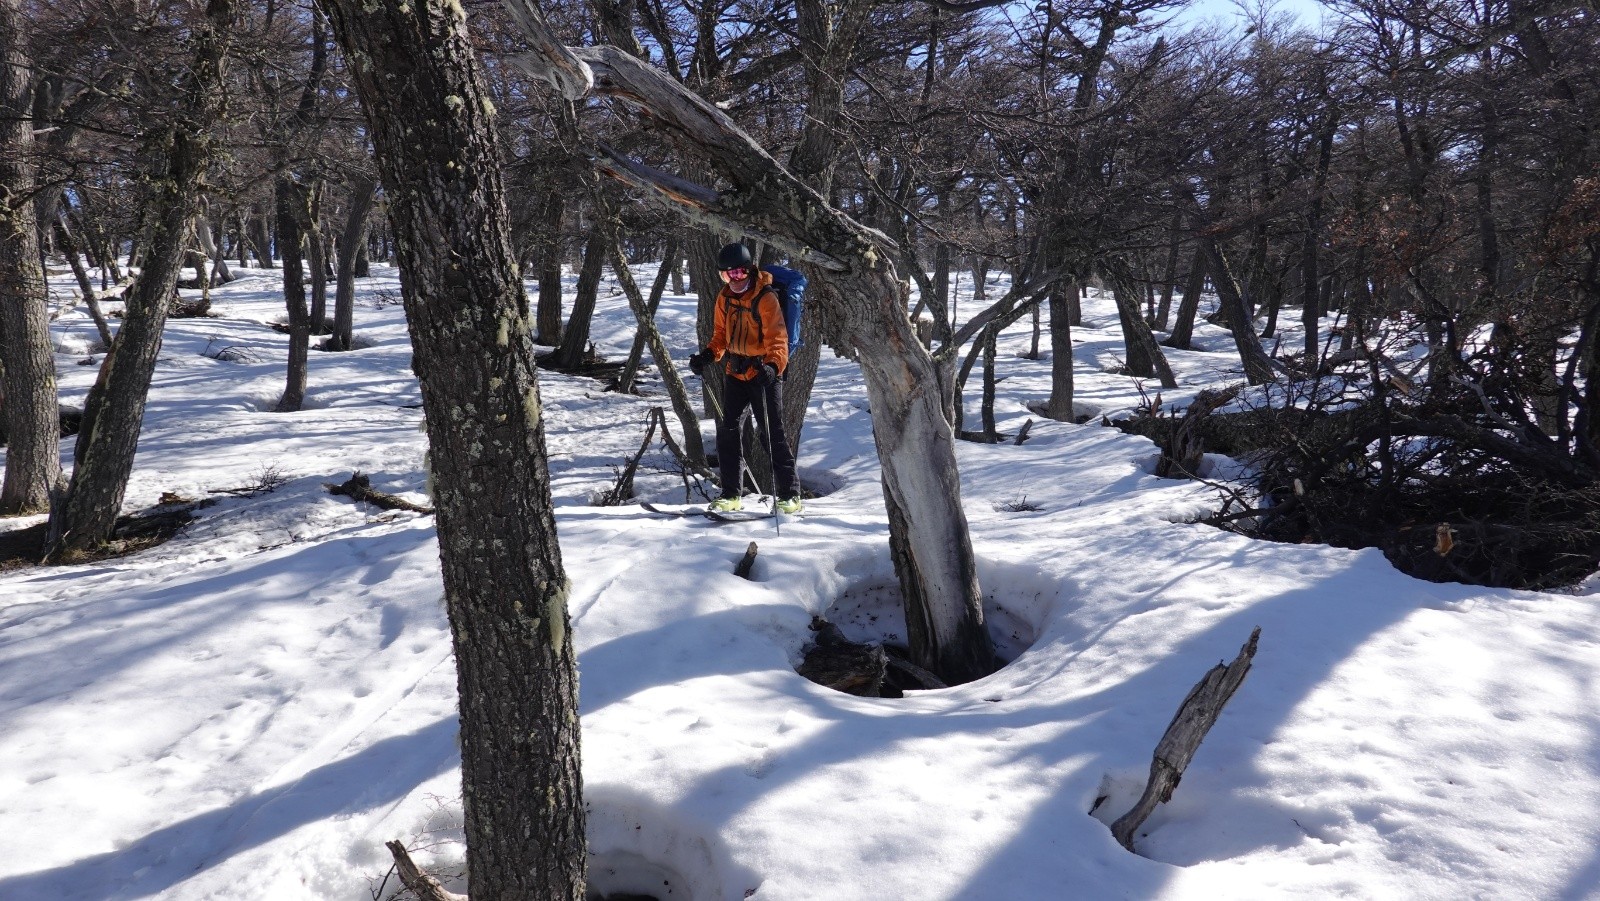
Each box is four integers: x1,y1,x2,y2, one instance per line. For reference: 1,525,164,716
3,0,1599,894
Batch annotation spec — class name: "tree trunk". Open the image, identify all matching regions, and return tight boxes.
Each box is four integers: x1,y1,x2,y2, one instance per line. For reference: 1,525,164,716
45,0,233,554
305,188,329,334
1166,250,1205,350
553,223,606,369
613,249,674,394
0,0,59,515
1111,271,1178,388
54,210,115,349
604,227,706,466
197,207,232,284
331,175,377,351
534,189,565,346
1044,287,1075,421
1200,237,1276,385
250,204,275,268
275,177,311,412
1157,214,1182,331
319,0,586,897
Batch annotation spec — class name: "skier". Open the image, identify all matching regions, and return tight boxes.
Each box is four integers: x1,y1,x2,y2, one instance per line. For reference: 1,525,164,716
687,242,803,514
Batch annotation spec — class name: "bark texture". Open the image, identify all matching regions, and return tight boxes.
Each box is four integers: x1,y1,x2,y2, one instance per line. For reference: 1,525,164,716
0,0,60,515
317,0,585,896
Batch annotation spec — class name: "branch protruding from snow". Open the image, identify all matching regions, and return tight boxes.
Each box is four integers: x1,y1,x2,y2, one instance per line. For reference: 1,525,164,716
1110,627,1260,852
385,841,467,901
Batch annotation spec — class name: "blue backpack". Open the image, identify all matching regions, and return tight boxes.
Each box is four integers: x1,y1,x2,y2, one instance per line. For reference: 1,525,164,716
761,265,807,354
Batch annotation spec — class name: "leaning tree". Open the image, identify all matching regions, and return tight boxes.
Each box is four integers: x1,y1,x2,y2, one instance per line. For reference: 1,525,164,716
503,0,996,684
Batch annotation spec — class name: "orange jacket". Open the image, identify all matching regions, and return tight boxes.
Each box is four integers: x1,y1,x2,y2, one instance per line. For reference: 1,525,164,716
709,269,789,381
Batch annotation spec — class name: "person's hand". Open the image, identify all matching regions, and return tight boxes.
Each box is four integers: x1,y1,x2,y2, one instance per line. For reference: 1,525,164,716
688,350,710,376
759,363,778,386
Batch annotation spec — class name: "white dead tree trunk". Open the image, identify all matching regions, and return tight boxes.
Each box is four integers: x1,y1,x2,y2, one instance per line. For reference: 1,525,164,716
501,1,995,683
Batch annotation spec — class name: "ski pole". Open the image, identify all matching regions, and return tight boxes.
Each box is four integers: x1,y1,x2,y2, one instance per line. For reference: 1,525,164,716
761,385,781,536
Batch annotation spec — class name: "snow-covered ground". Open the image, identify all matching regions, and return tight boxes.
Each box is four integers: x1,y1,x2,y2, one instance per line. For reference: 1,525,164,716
3,259,1597,900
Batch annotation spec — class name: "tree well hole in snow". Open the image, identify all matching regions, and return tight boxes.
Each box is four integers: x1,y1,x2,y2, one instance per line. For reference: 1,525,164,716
793,466,844,499
803,566,1046,696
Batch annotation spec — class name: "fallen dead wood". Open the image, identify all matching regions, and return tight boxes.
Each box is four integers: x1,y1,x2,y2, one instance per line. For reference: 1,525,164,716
385,841,466,901
797,618,888,697
885,654,948,691
326,472,434,514
1111,627,1260,851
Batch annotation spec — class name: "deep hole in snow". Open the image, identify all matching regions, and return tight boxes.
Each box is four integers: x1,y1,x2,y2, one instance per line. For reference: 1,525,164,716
797,575,1041,697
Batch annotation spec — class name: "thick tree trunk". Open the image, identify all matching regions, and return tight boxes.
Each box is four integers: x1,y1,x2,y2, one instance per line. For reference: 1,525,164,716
45,0,233,554
331,175,377,351
850,270,993,683
0,0,60,515
275,178,311,412
319,0,586,897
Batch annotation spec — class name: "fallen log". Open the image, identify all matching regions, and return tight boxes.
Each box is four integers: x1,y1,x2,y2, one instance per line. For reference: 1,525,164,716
327,472,434,515
1111,627,1260,851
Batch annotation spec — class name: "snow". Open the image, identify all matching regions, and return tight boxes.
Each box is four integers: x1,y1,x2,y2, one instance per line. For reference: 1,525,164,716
3,261,1597,901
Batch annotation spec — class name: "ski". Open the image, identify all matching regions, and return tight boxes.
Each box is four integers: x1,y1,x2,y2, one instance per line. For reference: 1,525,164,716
641,502,788,524
640,502,710,517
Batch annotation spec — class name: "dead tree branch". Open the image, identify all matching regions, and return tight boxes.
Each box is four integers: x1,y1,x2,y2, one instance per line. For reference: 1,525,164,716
1111,627,1260,852
384,840,467,901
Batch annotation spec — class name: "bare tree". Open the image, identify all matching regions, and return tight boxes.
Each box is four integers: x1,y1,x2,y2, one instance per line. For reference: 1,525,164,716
506,2,997,683
45,0,237,558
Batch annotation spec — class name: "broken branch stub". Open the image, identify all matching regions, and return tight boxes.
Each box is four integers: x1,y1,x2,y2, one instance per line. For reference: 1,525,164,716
500,0,592,101
385,840,467,901
1110,627,1261,852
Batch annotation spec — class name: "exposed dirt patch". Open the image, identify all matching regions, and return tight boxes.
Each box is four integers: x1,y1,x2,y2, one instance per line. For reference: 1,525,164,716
0,499,205,570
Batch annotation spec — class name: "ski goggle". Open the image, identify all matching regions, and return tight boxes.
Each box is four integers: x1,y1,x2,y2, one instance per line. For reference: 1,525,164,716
720,267,750,280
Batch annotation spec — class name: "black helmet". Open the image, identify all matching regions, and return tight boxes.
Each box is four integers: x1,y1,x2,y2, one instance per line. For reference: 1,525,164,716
717,243,753,271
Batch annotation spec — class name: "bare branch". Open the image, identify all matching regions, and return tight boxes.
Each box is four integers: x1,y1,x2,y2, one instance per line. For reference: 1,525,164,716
501,0,593,101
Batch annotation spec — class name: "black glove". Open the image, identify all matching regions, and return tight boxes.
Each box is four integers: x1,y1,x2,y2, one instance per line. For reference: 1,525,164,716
688,349,710,376
759,363,779,386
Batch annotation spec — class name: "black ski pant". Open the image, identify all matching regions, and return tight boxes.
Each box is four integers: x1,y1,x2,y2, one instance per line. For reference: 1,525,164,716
716,374,797,499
